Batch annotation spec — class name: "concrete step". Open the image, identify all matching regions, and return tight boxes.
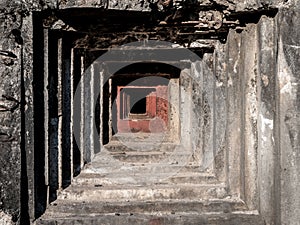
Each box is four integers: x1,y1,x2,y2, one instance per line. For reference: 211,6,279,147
73,172,218,185
109,151,191,163
83,156,196,173
109,133,176,143
84,161,207,174
37,211,264,225
40,199,247,216
57,184,228,202
104,142,179,153
81,154,216,185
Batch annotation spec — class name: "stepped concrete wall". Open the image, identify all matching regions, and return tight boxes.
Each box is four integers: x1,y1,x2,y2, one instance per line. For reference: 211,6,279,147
0,0,299,224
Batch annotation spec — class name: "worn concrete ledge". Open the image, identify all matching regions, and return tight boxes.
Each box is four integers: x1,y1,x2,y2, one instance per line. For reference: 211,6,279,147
37,211,265,225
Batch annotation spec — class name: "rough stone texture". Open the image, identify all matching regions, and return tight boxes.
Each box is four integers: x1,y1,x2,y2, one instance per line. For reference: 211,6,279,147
0,211,13,225
57,0,283,11
0,0,22,222
0,0,299,224
277,1,300,224
21,13,36,222
257,15,278,225
37,212,266,225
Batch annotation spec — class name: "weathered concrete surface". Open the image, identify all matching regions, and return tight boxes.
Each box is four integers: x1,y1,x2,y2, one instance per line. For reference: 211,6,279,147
243,22,260,212
0,0,22,223
257,15,278,225
277,2,300,224
0,0,299,224
36,150,263,224
37,212,265,225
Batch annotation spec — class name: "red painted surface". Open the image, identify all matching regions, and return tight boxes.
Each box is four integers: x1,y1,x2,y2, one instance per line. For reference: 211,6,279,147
147,92,157,118
117,85,168,133
156,86,168,126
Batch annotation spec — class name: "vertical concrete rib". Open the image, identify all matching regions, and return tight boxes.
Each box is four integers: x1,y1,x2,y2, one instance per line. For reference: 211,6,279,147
70,48,74,179
240,31,246,202
84,65,92,162
212,42,227,177
22,13,35,221
43,28,49,204
257,16,277,224
226,30,243,198
108,78,112,141
90,63,95,160
224,35,229,188
99,66,104,148
242,24,259,210
212,46,217,173
80,55,85,167
57,37,63,190
273,13,281,225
